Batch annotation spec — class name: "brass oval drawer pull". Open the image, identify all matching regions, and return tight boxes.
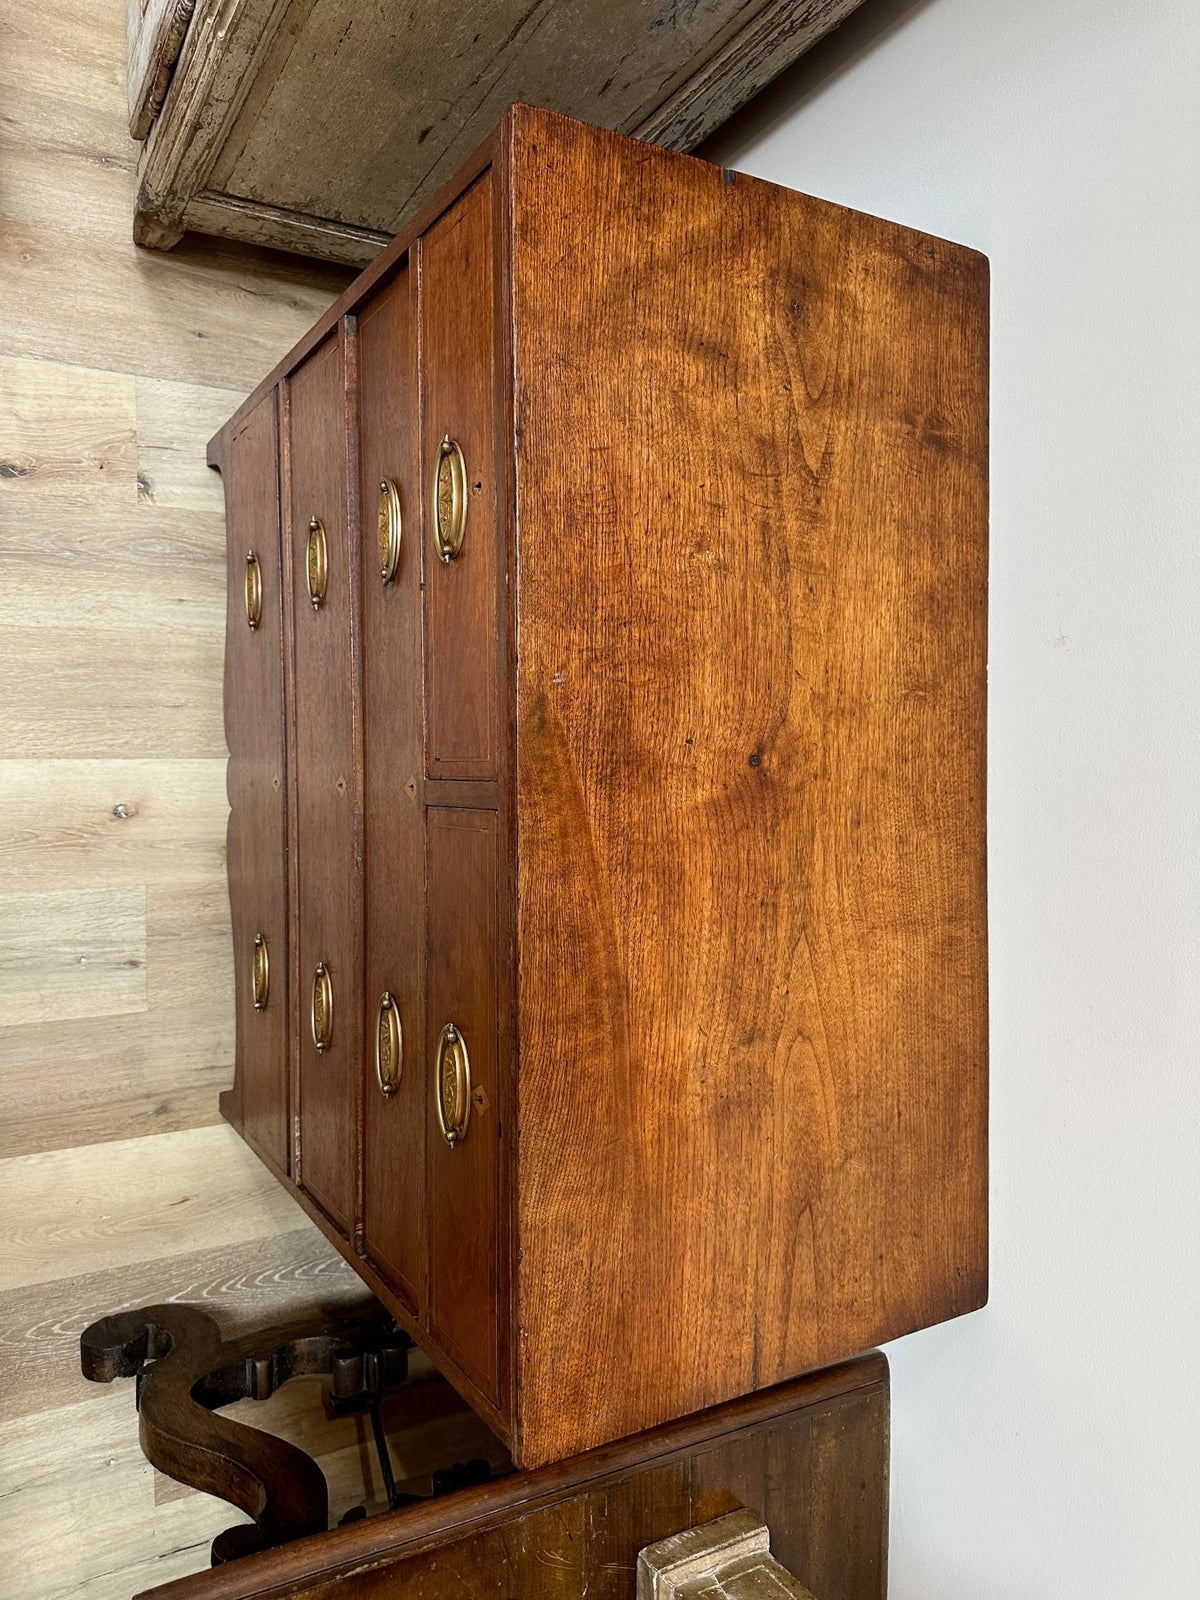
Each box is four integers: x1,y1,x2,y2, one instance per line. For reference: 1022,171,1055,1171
375,992,403,1098
251,933,269,1010
432,435,467,564
435,1022,471,1146
244,551,262,630
310,961,333,1052
306,516,328,610
378,477,402,585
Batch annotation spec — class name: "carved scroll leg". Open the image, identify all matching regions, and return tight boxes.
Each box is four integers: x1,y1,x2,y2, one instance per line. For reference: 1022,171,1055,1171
80,1305,328,1563
80,1303,220,1382
638,1509,820,1599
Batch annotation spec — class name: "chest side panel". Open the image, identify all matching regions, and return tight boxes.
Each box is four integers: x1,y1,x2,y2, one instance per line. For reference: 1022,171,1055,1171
510,112,988,1463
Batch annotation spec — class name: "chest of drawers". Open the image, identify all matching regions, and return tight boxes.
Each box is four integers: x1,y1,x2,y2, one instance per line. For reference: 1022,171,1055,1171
211,104,989,1470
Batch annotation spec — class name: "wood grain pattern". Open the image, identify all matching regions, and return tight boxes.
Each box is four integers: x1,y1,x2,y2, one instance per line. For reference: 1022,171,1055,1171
135,377,245,509
0,1228,364,1423
0,1,355,1589
0,883,232,1159
508,110,988,1462
0,887,147,1027
0,220,349,391
0,1385,254,1597
0,763,226,895
0,1127,306,1294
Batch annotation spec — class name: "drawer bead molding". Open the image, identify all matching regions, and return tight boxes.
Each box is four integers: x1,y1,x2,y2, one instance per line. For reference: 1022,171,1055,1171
311,961,334,1052
252,932,270,1011
433,435,467,563
375,991,403,1097
435,1021,471,1146
244,549,262,630
306,515,328,609
638,1509,818,1600
378,477,403,584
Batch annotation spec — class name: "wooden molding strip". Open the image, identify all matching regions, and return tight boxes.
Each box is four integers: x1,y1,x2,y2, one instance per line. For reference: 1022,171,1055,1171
128,0,200,141
185,192,389,266
136,0,296,243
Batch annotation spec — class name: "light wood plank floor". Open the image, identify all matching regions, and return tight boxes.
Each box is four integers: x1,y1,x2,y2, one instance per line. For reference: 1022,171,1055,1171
0,0,444,1592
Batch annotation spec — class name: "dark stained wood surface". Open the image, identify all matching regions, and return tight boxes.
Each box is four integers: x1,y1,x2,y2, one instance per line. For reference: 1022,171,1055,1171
425,807,502,1407
287,335,359,1235
357,263,427,1315
508,110,989,1462
420,171,500,782
135,1353,888,1600
217,394,289,1174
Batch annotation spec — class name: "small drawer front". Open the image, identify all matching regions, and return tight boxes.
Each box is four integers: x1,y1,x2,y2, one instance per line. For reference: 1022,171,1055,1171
289,334,359,1236
224,394,288,1171
359,265,426,1310
421,171,499,781
426,806,501,1403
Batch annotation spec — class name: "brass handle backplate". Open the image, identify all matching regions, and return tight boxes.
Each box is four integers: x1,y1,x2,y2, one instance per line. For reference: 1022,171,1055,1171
251,933,269,1011
377,477,402,585
435,1022,471,1146
375,992,403,1098
432,435,467,564
311,961,333,1052
244,551,262,630
306,516,328,610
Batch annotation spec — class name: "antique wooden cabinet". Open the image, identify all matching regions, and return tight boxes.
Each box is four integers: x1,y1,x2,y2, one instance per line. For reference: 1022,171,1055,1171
210,104,989,1471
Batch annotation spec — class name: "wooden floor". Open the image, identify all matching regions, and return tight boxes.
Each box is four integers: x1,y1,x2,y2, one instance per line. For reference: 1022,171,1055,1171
0,0,415,1591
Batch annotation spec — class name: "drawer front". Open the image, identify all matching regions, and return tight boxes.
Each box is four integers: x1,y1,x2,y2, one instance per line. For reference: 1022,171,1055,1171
426,806,501,1403
421,171,499,781
289,334,359,1235
359,267,426,1309
224,394,289,1171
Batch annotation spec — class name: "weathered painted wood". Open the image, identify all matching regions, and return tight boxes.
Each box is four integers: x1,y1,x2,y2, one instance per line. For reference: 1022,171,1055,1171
128,0,199,140
131,0,865,262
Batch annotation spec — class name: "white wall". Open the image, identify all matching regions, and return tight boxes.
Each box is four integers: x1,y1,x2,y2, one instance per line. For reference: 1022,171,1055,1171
706,2,1200,1595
